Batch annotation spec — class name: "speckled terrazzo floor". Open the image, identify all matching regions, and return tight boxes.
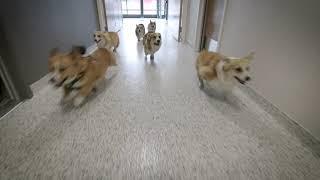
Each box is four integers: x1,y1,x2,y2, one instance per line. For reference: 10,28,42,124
1,19,320,180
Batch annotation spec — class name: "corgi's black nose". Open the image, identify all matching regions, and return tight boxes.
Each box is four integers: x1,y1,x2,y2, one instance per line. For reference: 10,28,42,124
157,40,160,43
245,76,251,81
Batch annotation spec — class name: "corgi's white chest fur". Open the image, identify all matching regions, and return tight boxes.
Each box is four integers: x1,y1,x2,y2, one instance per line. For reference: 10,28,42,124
145,44,161,54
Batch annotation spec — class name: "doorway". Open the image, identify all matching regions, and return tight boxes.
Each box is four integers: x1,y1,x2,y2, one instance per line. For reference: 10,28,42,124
167,0,182,41
200,0,227,52
0,56,19,118
99,0,183,43
122,0,167,18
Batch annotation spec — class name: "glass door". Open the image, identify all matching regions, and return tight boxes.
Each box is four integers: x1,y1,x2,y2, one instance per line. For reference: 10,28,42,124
143,0,157,17
122,0,166,18
122,0,142,17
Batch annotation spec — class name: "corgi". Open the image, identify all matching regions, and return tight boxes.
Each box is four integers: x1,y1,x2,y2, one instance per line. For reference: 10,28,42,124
143,32,162,60
147,20,156,33
49,47,116,106
48,46,86,102
196,50,254,92
135,24,146,41
65,48,116,106
94,31,120,52
48,46,85,87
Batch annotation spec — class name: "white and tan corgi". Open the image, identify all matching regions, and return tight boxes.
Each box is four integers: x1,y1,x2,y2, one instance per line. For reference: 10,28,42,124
94,31,120,52
196,50,254,92
143,32,162,60
66,48,116,106
147,20,156,33
135,24,146,41
48,46,86,88
49,46,116,106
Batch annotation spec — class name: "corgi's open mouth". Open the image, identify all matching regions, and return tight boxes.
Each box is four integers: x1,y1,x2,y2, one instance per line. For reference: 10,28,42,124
95,39,101,43
154,42,160,46
234,76,246,84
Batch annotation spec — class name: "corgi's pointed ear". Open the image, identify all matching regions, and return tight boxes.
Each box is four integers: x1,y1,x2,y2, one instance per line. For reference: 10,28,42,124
244,51,255,61
136,24,138,28
49,48,59,57
150,20,152,23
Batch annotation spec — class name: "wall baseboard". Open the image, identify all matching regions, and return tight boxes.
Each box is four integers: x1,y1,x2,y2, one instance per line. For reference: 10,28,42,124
239,85,320,154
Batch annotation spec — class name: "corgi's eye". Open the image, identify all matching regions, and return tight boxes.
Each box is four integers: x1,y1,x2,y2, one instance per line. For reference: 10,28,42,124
159,35,161,39
97,35,101,38
235,67,243,73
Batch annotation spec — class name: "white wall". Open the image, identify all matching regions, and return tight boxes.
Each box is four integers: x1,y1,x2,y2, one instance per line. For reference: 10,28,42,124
220,0,320,139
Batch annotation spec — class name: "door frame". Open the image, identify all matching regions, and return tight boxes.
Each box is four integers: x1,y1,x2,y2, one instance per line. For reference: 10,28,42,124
179,0,189,43
0,56,19,101
200,0,228,52
216,0,228,52
97,0,123,32
177,0,183,41
167,0,183,42
96,0,107,31
181,0,228,51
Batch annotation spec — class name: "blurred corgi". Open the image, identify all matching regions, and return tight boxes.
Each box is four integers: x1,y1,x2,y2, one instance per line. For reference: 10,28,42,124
143,32,162,60
196,51,254,92
94,31,120,52
49,46,116,106
135,24,145,41
147,20,156,33
48,46,85,87
66,48,117,106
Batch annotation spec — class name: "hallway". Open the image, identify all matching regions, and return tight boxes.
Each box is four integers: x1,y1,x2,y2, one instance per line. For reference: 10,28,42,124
0,19,320,179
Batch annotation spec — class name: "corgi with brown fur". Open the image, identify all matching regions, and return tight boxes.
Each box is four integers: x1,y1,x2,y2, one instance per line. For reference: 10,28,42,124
66,48,116,106
48,46,85,88
94,31,120,52
143,32,162,60
49,46,116,106
196,50,254,92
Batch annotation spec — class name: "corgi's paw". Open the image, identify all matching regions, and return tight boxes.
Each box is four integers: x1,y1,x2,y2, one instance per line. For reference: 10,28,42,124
73,96,85,107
